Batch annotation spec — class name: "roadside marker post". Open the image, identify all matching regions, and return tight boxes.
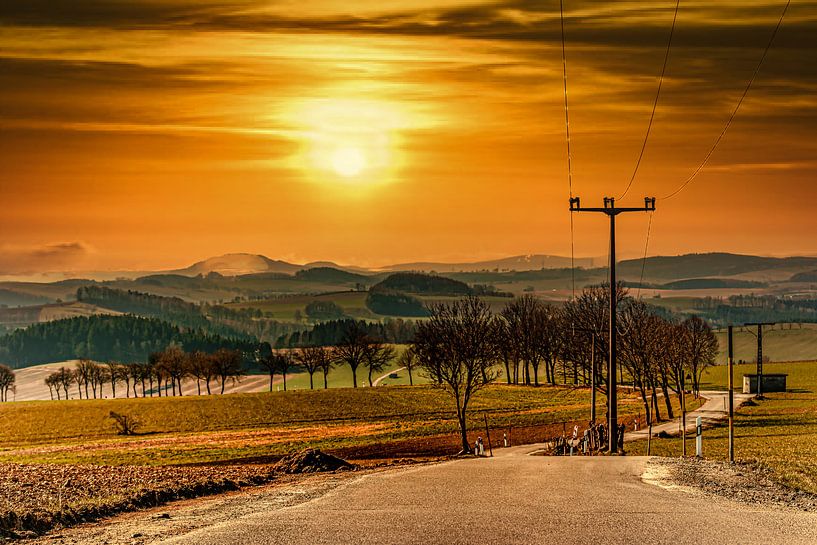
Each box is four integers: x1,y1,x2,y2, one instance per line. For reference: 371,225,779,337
695,416,703,457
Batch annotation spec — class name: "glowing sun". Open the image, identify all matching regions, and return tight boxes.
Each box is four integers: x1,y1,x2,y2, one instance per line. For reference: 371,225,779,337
284,97,412,186
331,146,366,178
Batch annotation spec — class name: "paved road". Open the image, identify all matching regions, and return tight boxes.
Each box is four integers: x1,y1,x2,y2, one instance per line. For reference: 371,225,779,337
372,366,407,387
162,447,817,545
625,390,755,443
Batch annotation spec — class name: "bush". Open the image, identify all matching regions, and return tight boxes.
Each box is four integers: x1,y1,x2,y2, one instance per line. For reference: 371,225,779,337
109,412,141,436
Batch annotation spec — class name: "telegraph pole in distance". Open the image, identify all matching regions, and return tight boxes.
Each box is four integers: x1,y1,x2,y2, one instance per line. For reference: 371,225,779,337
744,322,775,398
728,325,735,463
570,196,656,454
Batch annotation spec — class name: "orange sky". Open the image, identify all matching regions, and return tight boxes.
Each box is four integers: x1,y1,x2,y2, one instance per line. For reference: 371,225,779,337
1,1,816,273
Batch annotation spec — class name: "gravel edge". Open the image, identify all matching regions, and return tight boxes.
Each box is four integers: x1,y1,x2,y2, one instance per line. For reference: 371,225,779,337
645,456,817,512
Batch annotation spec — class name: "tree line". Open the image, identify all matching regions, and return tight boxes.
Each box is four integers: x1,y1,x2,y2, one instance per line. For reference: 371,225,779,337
410,286,718,453
274,318,416,348
76,286,300,342
0,315,264,368
42,324,407,400
44,348,246,400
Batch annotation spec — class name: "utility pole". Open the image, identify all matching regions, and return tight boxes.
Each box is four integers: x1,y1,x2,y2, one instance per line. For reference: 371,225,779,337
728,325,735,463
570,196,656,454
681,372,687,457
744,322,774,398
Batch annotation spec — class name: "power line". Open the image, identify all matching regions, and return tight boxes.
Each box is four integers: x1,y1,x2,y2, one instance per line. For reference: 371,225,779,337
619,0,681,201
559,0,576,298
661,0,791,200
636,211,654,299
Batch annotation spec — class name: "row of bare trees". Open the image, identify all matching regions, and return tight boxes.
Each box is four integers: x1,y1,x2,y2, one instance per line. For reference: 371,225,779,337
410,288,718,453
257,324,399,391
0,364,15,402
619,301,718,425
43,348,245,400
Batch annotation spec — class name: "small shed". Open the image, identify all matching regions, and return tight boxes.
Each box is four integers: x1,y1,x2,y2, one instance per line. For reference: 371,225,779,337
742,373,788,394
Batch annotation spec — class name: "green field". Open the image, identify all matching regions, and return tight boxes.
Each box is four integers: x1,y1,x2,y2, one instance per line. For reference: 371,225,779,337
268,355,429,390
634,361,817,494
714,324,817,364
228,291,377,321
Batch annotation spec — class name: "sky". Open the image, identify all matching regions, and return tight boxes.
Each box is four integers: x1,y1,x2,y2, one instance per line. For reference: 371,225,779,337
1,0,816,274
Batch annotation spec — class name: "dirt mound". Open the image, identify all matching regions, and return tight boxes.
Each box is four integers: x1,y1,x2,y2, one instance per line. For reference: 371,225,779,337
274,449,356,474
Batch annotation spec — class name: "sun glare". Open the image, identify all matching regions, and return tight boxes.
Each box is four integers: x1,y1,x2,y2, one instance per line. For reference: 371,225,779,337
284,97,410,186
331,146,366,177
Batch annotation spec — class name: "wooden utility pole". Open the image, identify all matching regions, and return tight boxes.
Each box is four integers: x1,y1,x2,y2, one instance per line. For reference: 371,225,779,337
681,373,687,457
744,322,774,397
728,325,735,462
570,196,656,454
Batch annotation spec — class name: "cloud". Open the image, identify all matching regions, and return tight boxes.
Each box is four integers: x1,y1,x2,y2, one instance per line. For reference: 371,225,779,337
0,243,92,274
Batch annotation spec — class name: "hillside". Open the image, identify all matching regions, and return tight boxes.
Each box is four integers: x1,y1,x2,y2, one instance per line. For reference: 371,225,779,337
168,253,302,277
294,267,372,284
0,301,119,328
371,272,471,296
617,253,817,281
383,254,599,272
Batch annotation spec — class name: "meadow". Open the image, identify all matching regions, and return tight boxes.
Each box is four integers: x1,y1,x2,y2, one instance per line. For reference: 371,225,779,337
632,361,817,494
0,383,693,466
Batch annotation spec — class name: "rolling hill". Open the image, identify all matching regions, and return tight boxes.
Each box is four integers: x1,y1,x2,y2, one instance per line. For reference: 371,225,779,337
168,253,302,276
382,254,600,272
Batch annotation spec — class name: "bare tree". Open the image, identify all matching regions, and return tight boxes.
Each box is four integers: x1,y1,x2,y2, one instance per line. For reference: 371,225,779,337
619,300,665,425
211,349,244,394
683,316,718,397
125,363,140,397
335,322,370,388
45,373,57,400
294,346,327,390
75,359,93,399
397,347,417,386
0,365,15,402
272,351,292,391
156,346,188,396
501,295,540,385
88,362,107,399
104,361,123,398
187,351,212,395
55,367,73,400
257,352,279,392
364,341,395,387
492,317,516,385
412,296,500,453
319,347,335,389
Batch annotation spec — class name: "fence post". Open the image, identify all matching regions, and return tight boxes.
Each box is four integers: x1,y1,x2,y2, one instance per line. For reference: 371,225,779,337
483,413,494,457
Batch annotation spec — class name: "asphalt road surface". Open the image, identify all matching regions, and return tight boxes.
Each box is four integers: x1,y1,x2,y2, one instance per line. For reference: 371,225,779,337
162,447,817,545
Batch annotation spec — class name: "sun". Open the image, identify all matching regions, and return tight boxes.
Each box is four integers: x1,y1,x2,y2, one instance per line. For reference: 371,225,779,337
331,146,366,178
283,97,413,187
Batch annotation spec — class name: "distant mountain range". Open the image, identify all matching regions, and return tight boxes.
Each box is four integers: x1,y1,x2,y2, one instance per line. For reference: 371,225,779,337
3,251,817,285
381,254,601,273
164,253,604,277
